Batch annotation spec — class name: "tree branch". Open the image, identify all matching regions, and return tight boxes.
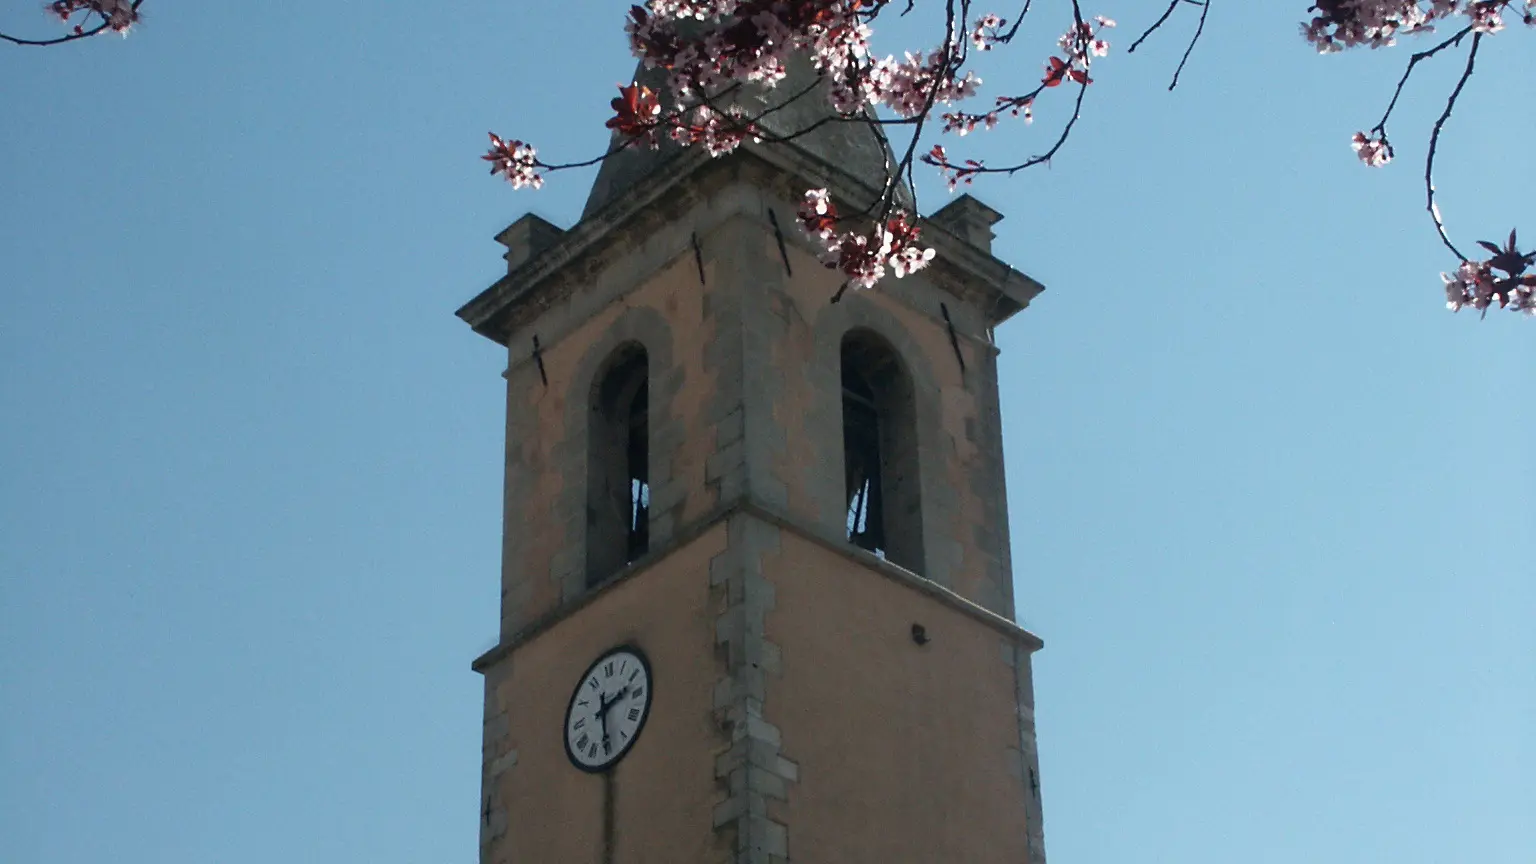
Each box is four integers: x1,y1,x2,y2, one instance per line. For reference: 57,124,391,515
1128,0,1204,54
1424,32,1482,263
0,2,143,47
1167,0,1210,91
1370,25,1473,136
1127,0,1209,90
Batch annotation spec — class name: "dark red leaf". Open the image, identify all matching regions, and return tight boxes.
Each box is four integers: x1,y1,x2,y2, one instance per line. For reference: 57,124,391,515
1042,57,1068,87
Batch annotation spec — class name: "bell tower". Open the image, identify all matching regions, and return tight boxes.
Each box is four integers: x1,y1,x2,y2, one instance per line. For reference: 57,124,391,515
458,59,1048,864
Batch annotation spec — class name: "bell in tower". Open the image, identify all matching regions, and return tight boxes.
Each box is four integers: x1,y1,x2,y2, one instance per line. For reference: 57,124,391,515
459,49,1047,864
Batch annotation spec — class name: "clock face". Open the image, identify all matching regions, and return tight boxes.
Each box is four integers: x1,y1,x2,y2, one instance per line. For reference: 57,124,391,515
563,646,653,772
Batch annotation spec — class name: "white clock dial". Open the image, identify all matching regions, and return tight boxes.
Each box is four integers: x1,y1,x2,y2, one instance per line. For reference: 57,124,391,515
563,647,653,772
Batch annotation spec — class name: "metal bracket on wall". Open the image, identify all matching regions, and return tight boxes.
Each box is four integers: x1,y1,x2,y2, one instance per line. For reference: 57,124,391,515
532,334,549,387
690,232,707,285
766,208,793,276
940,303,967,374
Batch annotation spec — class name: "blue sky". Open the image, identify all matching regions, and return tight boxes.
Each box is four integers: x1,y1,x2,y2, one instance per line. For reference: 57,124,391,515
1,3,1530,863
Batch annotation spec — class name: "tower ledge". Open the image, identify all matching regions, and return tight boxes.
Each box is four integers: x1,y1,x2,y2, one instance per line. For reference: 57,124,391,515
471,495,1043,675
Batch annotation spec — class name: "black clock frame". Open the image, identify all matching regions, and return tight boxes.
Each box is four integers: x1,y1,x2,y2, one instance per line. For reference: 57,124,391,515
562,644,654,773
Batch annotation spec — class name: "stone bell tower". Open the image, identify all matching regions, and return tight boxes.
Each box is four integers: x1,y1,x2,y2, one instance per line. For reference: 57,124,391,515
458,56,1048,864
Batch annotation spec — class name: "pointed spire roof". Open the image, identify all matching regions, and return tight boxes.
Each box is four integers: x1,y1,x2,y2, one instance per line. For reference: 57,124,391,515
582,54,913,219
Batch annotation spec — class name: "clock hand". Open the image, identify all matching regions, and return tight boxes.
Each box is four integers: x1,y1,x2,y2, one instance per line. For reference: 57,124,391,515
592,685,634,756
600,686,630,717
600,694,619,753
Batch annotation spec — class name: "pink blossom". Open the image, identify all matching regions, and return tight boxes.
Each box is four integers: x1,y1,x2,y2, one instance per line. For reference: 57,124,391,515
1300,1,1526,52
1510,285,1536,314
972,14,1005,50
49,0,138,35
669,105,755,156
1442,259,1495,311
482,133,543,190
1351,131,1393,166
890,244,936,277
795,190,934,290
1300,1,1446,52
1465,0,1507,31
868,50,982,118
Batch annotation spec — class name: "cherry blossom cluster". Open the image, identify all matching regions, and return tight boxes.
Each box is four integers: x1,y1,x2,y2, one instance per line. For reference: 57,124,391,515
482,3,1125,291
625,0,879,102
1442,231,1536,314
941,15,1113,138
595,1,889,161
49,0,137,36
670,104,757,155
797,189,934,290
1056,15,1116,67
1302,1,1532,52
482,134,543,189
1350,130,1392,165
923,144,987,189
474,1,1527,314
623,0,988,123
860,48,981,117
930,11,1114,186
1301,1,1455,50
971,14,1007,50
1039,15,1114,90
601,81,758,155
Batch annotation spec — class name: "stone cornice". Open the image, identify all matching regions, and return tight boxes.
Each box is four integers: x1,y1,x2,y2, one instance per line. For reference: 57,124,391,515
457,143,1045,346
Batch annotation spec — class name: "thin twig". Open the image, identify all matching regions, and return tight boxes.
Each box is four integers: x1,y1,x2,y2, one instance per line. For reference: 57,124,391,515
998,0,1036,43
1370,25,1472,135
1166,0,1210,91
1128,0,1185,54
0,24,108,46
1003,74,1090,174
1424,32,1481,263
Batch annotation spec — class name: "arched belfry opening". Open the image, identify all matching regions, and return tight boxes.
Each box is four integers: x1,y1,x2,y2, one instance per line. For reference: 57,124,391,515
587,344,649,585
840,329,923,573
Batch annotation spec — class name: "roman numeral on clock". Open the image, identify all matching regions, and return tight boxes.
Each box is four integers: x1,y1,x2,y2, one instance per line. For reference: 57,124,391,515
627,707,640,721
